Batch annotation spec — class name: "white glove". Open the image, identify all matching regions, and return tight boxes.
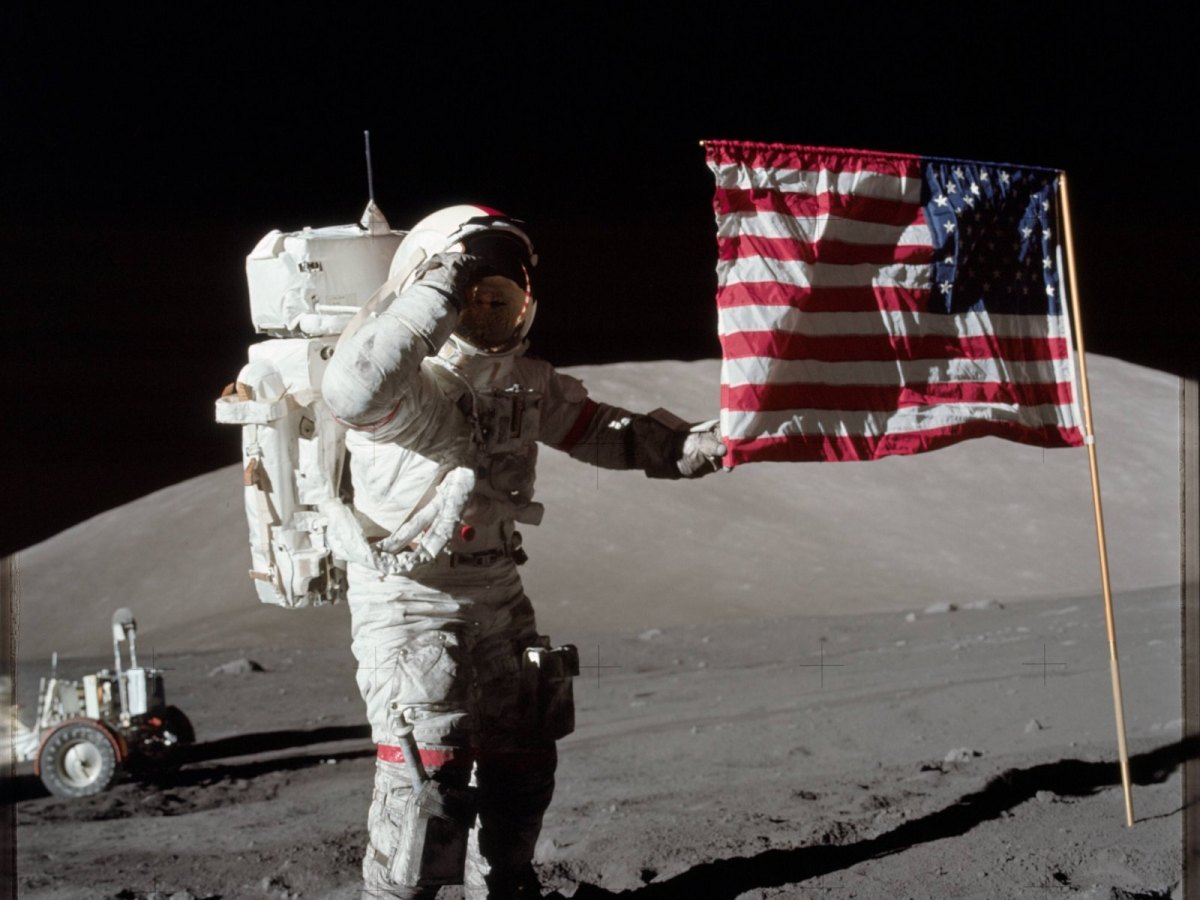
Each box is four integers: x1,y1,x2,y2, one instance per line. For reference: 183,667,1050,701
676,419,727,478
372,466,476,574
410,251,488,312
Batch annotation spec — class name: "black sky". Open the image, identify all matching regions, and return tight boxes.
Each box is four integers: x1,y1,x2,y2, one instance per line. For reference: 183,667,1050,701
4,6,1194,555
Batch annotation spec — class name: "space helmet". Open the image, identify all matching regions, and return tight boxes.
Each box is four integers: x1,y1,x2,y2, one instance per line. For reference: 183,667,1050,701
389,204,537,353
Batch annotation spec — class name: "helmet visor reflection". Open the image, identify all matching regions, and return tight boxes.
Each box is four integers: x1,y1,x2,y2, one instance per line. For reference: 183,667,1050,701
454,274,532,350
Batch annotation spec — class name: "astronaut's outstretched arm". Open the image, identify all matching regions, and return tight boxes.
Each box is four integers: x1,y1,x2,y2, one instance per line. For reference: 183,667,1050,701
549,387,726,479
322,253,480,432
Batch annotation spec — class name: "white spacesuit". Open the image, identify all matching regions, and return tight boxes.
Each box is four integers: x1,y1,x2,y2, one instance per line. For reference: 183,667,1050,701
321,206,725,899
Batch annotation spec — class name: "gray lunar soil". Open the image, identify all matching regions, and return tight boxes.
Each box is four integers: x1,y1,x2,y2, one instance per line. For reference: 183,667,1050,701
7,356,1187,899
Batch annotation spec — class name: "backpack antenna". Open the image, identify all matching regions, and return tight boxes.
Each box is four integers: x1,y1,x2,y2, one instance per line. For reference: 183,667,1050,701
364,130,376,205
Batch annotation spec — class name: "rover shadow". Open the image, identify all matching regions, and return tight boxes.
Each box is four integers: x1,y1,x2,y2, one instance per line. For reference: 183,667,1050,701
177,723,371,765
149,723,376,786
559,737,1196,900
6,723,374,803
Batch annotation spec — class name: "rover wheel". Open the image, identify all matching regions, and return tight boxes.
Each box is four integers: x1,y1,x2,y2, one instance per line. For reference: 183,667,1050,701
37,721,119,798
160,706,195,746
130,706,195,775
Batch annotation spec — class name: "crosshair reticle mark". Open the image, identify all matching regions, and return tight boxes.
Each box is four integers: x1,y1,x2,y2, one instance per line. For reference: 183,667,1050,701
577,645,621,686
355,644,622,689
1023,642,1067,686
580,426,626,490
358,647,401,678
795,638,846,688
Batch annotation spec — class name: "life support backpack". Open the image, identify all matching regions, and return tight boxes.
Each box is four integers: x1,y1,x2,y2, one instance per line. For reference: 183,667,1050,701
215,203,404,607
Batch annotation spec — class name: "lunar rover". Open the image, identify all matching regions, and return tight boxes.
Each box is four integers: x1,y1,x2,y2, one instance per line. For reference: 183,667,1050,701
11,608,194,798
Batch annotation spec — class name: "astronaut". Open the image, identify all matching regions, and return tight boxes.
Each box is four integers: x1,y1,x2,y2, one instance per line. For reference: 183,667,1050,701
321,206,725,899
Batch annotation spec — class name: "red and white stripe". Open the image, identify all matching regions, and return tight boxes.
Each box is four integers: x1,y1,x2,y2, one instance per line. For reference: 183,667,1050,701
706,141,1083,465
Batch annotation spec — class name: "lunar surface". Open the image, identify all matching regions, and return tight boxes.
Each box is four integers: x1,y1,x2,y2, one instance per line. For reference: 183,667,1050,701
8,356,1185,899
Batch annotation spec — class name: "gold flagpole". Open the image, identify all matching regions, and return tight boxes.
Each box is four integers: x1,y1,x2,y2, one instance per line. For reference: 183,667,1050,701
1058,171,1135,827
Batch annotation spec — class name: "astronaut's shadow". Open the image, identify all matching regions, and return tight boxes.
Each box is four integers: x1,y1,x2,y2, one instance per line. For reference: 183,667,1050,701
561,737,1195,900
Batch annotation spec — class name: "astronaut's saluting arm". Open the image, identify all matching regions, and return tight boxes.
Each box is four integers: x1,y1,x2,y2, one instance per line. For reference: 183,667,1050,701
322,252,482,434
323,247,727,478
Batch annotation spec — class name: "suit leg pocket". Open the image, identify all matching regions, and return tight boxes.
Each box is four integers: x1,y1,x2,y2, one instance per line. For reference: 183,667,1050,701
522,640,579,742
387,779,477,889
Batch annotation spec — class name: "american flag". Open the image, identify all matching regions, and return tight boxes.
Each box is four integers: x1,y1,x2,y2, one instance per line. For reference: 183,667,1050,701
707,140,1085,466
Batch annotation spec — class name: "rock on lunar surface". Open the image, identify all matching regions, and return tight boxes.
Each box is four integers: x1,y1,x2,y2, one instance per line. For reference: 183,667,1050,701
944,747,984,764
207,658,265,676
924,602,958,614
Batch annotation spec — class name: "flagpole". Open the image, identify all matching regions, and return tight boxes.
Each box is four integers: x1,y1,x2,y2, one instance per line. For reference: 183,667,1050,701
1058,171,1135,827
